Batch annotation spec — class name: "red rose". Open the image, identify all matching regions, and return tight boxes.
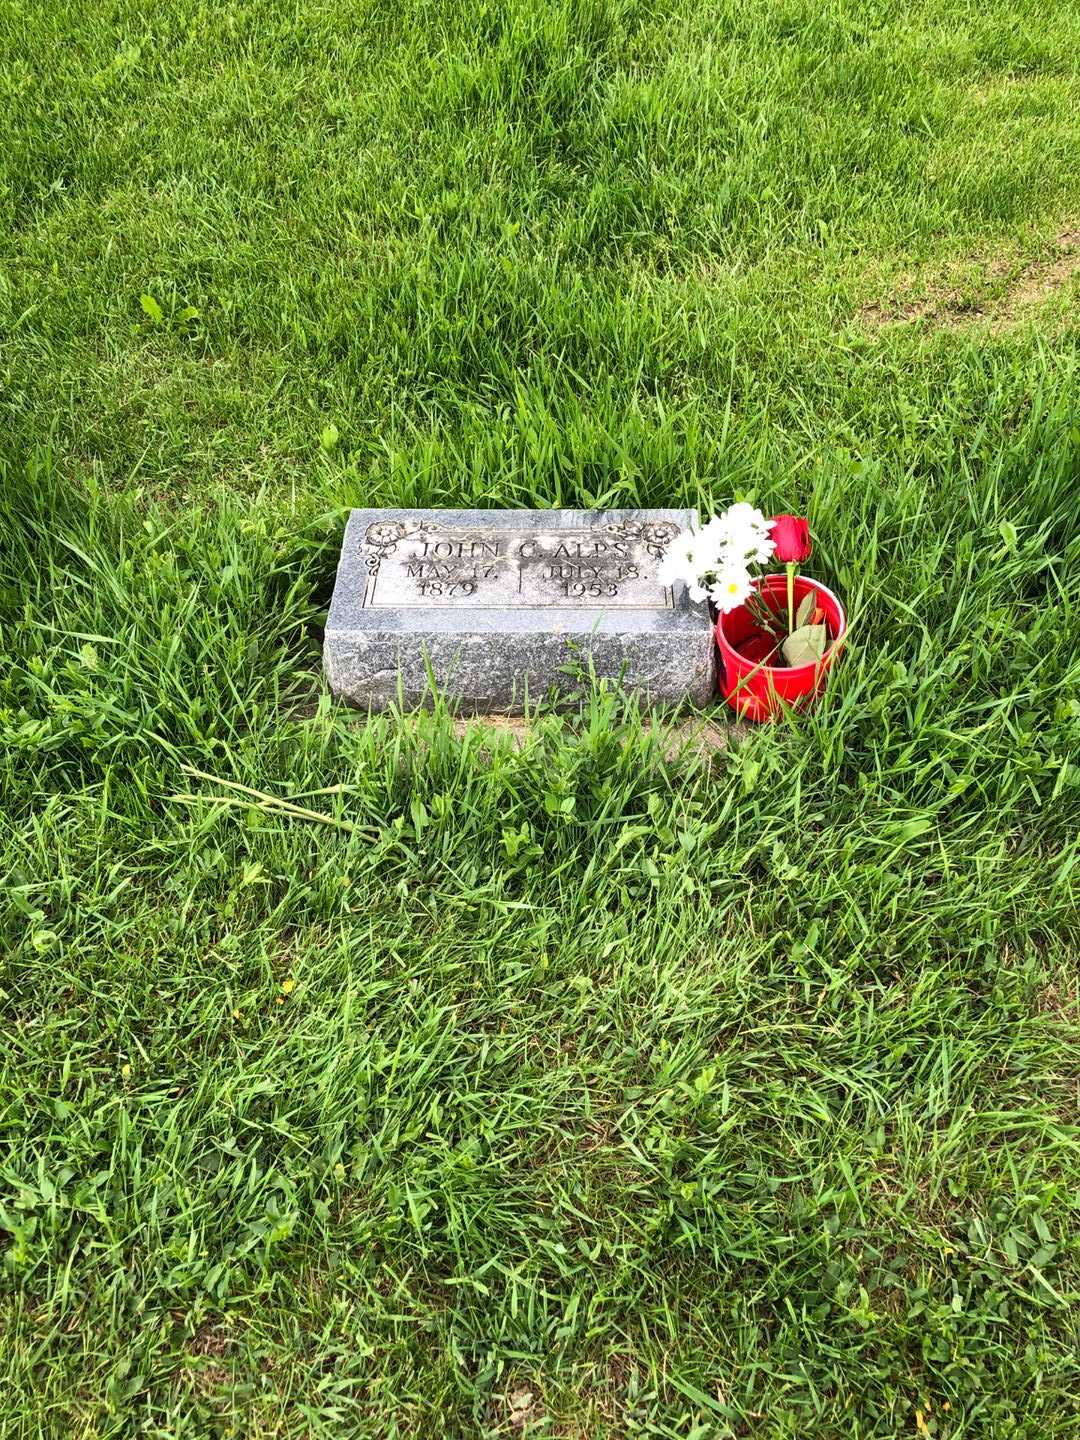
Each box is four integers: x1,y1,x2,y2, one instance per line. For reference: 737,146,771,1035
769,515,812,564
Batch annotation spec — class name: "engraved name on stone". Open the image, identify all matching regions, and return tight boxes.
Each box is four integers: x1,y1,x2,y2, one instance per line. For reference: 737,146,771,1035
360,519,679,610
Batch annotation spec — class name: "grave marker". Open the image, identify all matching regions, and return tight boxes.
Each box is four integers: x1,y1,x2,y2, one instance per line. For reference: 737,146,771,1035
324,509,714,711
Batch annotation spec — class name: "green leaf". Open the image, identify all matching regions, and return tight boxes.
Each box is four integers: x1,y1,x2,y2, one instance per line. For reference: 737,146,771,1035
999,519,1018,551
139,293,163,324
795,590,815,629
782,624,826,667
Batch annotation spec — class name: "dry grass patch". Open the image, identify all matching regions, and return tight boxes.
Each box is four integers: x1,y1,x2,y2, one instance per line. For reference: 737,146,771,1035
860,226,1080,335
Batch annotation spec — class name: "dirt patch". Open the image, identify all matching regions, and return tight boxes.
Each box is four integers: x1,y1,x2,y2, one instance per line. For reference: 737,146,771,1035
503,1385,544,1433
450,714,533,746
450,713,740,760
179,1321,236,1398
188,1321,233,1360
1037,978,1080,1024
859,226,1080,335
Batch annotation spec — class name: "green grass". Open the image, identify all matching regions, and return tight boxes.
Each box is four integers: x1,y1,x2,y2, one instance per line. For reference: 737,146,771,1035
3,0,1080,1434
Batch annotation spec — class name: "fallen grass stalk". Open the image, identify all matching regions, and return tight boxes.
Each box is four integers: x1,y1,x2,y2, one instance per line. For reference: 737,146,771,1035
177,766,367,835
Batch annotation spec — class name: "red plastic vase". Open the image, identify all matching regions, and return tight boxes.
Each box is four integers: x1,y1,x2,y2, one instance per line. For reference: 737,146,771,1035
715,574,847,722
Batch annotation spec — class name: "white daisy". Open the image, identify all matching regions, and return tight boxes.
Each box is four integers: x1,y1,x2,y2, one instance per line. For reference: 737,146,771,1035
724,501,771,534
709,503,771,554
729,530,775,565
657,534,702,585
709,564,753,613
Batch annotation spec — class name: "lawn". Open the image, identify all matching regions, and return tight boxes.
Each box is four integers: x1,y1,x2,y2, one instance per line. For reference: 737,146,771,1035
3,0,1080,1434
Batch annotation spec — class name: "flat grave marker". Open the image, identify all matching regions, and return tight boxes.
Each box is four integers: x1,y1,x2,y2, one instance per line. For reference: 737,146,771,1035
324,509,715,711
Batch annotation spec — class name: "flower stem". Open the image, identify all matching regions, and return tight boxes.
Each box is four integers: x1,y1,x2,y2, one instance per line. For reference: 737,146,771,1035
786,563,796,634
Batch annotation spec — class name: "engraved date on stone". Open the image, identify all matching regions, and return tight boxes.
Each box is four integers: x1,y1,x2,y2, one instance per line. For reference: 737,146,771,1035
362,522,678,610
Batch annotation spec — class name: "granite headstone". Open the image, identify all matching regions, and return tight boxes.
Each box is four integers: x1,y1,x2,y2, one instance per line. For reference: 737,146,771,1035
323,509,714,711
